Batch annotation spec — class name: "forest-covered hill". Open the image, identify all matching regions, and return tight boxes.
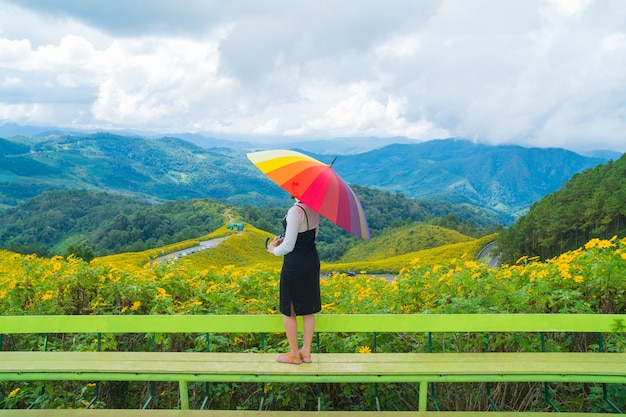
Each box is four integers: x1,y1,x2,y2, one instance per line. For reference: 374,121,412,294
331,139,609,219
0,187,500,261
497,153,626,263
0,133,278,207
0,134,611,224
0,189,228,257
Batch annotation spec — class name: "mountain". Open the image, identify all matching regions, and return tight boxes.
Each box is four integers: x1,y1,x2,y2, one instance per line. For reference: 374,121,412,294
580,149,624,160
327,139,608,218
497,152,626,263
0,132,284,207
0,123,414,155
0,134,610,224
181,134,417,155
0,187,497,259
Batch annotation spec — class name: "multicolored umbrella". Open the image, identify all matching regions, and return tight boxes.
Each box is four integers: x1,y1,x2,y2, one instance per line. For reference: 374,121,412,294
246,149,370,239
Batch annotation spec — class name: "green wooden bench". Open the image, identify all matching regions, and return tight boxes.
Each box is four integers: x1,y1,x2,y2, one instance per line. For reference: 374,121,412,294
0,314,624,415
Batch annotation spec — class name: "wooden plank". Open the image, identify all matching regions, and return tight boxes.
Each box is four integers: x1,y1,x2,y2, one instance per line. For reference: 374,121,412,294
1,314,624,334
2,351,623,373
1,352,624,384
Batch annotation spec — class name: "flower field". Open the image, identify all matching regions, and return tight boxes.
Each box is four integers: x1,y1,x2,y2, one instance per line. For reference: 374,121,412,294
0,235,624,411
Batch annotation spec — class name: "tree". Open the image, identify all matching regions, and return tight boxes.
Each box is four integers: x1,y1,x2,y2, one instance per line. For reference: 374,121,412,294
65,244,95,262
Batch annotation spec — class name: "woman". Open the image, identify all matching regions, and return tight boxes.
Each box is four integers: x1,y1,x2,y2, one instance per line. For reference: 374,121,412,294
267,198,321,364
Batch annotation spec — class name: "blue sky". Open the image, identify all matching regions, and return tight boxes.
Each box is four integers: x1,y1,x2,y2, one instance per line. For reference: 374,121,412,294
0,0,625,152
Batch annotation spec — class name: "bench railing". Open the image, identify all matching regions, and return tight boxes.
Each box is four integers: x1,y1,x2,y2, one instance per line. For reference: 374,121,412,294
2,313,624,334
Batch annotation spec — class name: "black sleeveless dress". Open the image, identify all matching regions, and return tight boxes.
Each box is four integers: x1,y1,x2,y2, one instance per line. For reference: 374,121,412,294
279,208,321,316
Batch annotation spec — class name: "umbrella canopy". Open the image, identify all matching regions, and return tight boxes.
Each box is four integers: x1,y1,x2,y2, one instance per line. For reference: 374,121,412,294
247,149,370,239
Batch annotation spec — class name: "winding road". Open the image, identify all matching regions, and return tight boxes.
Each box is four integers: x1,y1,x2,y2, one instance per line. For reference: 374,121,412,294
154,236,229,262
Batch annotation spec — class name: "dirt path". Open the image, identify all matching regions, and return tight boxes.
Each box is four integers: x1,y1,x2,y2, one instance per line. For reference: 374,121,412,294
154,236,229,262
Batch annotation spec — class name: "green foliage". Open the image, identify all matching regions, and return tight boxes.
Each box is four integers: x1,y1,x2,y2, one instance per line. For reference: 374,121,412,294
0,137,30,156
333,140,606,219
0,157,501,263
2,242,51,257
323,235,495,275
0,135,608,226
340,223,473,262
0,189,229,256
498,153,626,263
0,133,283,206
351,185,503,234
0,182,55,208
241,186,501,261
1,236,624,411
65,244,95,263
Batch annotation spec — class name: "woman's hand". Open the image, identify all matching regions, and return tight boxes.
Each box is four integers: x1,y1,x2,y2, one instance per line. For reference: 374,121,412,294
267,236,284,254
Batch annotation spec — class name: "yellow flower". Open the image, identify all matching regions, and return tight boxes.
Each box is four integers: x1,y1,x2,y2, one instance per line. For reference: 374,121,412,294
8,387,20,397
574,275,584,283
129,301,141,311
516,255,529,264
598,236,617,248
41,290,54,301
359,346,372,354
156,287,170,298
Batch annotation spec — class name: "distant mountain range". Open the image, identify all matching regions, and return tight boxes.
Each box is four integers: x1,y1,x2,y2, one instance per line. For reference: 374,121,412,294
327,139,610,218
0,131,617,224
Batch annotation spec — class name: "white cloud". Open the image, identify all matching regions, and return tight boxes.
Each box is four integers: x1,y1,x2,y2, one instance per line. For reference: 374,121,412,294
545,0,593,17
0,102,42,121
0,38,32,63
0,0,625,152
91,35,236,127
374,34,422,59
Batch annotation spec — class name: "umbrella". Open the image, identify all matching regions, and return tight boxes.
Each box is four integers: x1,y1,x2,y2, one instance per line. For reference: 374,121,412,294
246,149,370,239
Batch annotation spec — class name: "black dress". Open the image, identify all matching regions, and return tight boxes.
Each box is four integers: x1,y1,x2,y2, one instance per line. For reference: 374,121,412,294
279,207,321,316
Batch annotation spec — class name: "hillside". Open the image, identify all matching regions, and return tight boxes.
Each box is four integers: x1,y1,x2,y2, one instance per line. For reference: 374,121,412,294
330,139,608,218
0,189,229,256
0,132,280,207
0,187,498,262
0,134,611,224
340,223,473,262
497,153,626,263
94,221,493,275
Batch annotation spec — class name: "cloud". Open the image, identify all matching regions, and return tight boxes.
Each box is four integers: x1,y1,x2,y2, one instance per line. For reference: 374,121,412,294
0,0,625,152
90,35,236,127
545,0,593,16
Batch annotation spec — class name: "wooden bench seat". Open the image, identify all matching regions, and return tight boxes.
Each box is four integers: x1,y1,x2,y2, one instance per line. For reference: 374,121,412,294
2,351,624,384
2,350,624,412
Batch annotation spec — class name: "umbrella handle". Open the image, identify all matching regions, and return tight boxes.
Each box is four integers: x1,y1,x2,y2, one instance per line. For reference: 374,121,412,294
264,237,270,249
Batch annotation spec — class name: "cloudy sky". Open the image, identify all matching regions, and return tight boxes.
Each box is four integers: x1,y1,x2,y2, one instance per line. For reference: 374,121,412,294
1,0,625,152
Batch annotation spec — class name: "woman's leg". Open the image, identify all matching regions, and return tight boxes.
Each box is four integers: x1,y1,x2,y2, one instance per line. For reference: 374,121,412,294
300,314,315,361
283,313,300,356
278,304,302,363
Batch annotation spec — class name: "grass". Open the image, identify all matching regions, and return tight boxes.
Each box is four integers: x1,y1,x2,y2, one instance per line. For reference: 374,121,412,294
94,223,495,275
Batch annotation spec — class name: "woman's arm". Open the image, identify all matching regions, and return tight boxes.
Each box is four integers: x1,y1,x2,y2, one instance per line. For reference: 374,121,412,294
269,206,302,256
